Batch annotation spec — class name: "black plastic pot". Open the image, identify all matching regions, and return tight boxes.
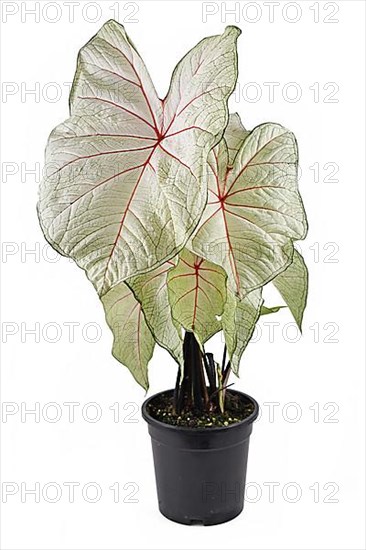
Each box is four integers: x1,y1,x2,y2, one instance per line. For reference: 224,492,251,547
142,389,259,525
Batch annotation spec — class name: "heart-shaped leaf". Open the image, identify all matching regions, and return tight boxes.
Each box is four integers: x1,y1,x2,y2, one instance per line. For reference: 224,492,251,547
101,282,155,389
38,20,241,295
167,249,227,345
192,120,307,296
128,260,183,366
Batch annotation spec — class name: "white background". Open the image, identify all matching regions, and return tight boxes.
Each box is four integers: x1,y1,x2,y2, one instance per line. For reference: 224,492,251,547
1,1,365,549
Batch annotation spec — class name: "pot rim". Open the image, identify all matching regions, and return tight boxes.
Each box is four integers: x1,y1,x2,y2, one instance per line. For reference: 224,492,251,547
141,388,259,433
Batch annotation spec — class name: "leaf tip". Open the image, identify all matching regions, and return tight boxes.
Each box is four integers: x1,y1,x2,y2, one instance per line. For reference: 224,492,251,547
103,18,124,30
225,25,242,38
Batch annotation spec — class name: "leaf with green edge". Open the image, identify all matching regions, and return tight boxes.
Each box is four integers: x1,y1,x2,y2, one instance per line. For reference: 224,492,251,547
222,288,263,374
167,249,227,345
101,281,154,390
192,120,307,297
272,249,308,330
38,20,241,296
127,260,184,367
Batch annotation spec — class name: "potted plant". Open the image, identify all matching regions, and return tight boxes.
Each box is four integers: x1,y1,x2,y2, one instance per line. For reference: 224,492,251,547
38,20,308,525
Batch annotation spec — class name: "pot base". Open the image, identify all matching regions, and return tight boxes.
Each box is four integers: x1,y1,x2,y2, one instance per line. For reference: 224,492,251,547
159,504,243,526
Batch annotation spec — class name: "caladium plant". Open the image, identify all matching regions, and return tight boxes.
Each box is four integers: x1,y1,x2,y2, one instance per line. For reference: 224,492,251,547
38,20,308,415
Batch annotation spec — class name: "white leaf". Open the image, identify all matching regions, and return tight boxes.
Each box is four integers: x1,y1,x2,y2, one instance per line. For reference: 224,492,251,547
192,121,307,296
38,21,241,295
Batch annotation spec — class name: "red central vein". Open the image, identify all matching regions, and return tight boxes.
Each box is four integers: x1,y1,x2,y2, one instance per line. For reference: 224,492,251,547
202,145,281,294
205,144,287,290
221,204,240,294
192,268,199,330
209,158,241,291
102,145,158,291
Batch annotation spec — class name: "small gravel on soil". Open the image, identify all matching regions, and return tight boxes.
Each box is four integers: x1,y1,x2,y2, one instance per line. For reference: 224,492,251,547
148,391,255,428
